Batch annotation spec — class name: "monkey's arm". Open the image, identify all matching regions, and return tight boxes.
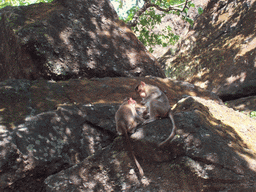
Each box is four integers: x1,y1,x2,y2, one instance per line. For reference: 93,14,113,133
141,91,159,104
135,114,145,124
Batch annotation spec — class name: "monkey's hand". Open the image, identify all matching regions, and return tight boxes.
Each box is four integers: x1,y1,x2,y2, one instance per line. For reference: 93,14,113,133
141,91,159,105
140,99,146,105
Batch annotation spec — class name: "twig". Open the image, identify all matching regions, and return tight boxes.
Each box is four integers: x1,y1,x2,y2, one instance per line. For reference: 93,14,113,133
128,0,189,27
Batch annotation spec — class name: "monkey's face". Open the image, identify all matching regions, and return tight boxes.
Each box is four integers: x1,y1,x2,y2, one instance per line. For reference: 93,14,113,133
135,81,147,98
136,85,146,98
128,98,137,106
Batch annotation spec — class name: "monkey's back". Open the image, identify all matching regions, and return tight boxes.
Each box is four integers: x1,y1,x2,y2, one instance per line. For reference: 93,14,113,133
147,85,170,106
115,104,136,135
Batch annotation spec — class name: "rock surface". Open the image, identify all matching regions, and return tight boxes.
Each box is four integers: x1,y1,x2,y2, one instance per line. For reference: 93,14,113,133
1,78,256,191
0,0,164,81
1,0,256,190
160,0,256,100
225,95,256,119
1,103,116,191
0,77,221,131
44,96,256,192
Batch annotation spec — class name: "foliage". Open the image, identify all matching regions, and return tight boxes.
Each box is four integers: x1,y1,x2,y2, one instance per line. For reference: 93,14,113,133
118,0,201,53
198,6,203,15
0,0,53,9
250,111,256,118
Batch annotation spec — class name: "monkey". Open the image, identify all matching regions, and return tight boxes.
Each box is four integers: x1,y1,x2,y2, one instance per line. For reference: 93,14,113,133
135,81,176,147
115,97,145,176
135,103,149,120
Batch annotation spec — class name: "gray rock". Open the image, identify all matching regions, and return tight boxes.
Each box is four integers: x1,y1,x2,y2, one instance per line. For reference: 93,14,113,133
0,0,165,81
44,96,256,192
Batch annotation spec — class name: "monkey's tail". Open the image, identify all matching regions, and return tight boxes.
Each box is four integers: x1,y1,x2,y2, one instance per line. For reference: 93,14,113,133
124,131,144,176
158,110,176,147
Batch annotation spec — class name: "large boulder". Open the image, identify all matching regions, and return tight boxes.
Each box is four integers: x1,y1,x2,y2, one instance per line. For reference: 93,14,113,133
0,0,164,81
44,96,256,192
0,103,117,191
161,0,256,100
1,78,256,191
0,77,221,130
0,77,221,191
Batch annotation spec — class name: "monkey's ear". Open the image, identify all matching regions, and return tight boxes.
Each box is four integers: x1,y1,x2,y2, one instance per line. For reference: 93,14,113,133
141,81,146,86
128,100,132,104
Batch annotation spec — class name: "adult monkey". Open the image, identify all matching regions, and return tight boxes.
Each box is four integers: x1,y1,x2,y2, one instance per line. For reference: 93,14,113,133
135,81,176,147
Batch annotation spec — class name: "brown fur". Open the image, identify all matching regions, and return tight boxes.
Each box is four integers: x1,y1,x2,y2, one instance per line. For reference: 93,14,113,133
135,81,176,147
115,98,145,176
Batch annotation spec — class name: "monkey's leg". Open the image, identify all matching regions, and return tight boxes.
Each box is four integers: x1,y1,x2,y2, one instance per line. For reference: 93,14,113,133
116,122,125,135
142,102,158,125
127,123,137,133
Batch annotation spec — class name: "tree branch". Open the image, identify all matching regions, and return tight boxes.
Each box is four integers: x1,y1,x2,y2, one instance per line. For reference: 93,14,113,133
127,0,189,28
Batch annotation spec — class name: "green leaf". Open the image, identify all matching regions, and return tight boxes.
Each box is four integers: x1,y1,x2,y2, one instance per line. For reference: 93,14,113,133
186,17,194,26
163,43,168,47
250,111,256,118
198,7,204,15
188,2,195,8
167,26,172,31
184,8,188,14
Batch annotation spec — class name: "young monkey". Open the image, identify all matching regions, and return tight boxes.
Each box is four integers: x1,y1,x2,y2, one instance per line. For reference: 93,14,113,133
115,97,145,176
135,81,176,147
